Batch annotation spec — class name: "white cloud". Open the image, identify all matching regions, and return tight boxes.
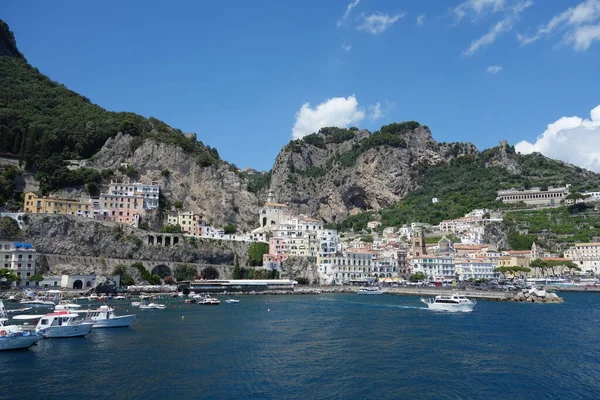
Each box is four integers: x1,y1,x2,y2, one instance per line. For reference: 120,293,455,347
292,95,366,139
368,103,382,120
518,0,600,50
417,14,425,26
357,12,406,34
337,0,361,27
515,105,600,172
454,0,506,21
462,0,533,56
486,65,503,73
342,44,352,52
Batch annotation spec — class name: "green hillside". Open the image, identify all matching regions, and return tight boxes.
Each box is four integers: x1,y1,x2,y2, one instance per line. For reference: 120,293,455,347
330,146,600,232
0,20,220,194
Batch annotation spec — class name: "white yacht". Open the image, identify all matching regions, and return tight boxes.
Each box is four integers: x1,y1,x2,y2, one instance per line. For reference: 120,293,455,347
357,287,383,295
82,305,135,328
20,299,56,307
420,292,476,312
13,311,93,338
224,298,240,304
199,297,221,305
139,303,166,310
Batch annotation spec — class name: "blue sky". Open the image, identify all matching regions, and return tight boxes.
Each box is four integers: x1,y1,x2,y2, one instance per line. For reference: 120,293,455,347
3,0,600,171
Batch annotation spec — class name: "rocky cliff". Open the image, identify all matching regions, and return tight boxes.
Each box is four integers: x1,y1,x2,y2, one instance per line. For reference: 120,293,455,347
269,124,477,223
23,215,252,266
91,133,262,230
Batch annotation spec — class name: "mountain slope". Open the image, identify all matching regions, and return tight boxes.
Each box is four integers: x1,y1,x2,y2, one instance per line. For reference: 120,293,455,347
269,124,477,222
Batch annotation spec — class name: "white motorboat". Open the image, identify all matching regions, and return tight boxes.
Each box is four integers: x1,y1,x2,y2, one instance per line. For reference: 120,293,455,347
54,301,82,311
82,305,135,328
139,303,166,310
357,287,383,295
199,297,220,305
131,301,143,307
224,299,240,304
420,292,476,312
6,295,18,302
113,295,127,300
13,311,93,338
0,300,40,350
20,299,56,307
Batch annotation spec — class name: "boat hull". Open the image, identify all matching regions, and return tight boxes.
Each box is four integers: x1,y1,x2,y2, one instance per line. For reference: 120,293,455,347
92,315,135,328
40,323,93,338
0,334,39,351
424,302,476,312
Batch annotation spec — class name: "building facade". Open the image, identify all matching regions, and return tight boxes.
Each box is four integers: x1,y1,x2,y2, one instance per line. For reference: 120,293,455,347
496,186,569,205
23,192,92,217
0,240,37,287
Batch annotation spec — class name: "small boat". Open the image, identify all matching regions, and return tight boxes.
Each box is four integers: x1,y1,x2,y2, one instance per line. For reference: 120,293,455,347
184,299,196,304
13,311,93,338
139,303,166,310
6,295,18,303
420,292,476,312
54,301,82,311
131,301,143,307
82,305,135,328
113,295,127,300
224,299,240,304
357,287,383,295
199,297,220,305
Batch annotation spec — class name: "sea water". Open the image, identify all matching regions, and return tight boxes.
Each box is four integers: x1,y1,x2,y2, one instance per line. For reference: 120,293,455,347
1,292,599,400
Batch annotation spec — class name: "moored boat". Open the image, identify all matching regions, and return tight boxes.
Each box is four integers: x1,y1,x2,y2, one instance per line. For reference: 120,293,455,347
139,303,166,310
13,311,93,338
54,301,82,311
0,300,40,350
81,305,135,328
199,297,220,305
357,287,383,295
224,298,240,304
420,292,476,312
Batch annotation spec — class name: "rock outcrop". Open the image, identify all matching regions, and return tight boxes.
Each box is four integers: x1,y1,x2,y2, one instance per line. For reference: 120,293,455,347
280,256,319,283
91,133,262,230
269,124,477,223
506,288,564,303
23,214,252,266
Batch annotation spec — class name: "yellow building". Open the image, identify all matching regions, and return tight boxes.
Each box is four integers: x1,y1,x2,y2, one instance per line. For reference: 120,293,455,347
23,192,92,216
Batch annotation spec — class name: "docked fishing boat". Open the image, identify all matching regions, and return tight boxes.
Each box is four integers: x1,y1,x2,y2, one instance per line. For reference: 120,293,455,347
82,305,135,328
13,311,93,338
54,301,82,311
0,301,40,350
224,298,240,304
357,287,383,295
199,297,220,305
420,292,476,312
139,303,166,310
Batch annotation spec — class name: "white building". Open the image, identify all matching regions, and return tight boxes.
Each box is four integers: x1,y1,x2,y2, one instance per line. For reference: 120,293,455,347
257,191,293,230
564,242,600,274
105,180,160,209
454,258,497,281
409,256,455,281
0,240,37,287
318,249,375,285
496,185,569,206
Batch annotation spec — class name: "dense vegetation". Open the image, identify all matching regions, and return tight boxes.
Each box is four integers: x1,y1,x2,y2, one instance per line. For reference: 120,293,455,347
504,204,600,245
0,21,222,193
0,166,20,209
248,242,269,267
330,148,600,233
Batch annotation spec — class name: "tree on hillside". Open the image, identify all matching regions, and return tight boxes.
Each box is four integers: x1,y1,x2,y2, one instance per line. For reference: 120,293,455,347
174,264,197,281
410,272,426,282
494,266,531,279
0,216,22,239
248,242,268,267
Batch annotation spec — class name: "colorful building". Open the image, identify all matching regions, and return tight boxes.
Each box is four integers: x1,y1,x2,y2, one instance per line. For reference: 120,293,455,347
23,192,92,217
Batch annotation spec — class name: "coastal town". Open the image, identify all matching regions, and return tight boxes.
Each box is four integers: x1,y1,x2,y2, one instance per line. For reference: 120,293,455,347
3,179,600,291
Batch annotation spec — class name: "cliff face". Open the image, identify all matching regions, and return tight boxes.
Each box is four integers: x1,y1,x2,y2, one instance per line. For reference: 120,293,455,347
91,133,261,230
23,215,251,265
269,125,477,222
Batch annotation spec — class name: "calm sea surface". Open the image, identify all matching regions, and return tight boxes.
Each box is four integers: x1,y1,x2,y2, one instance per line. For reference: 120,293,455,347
1,292,600,400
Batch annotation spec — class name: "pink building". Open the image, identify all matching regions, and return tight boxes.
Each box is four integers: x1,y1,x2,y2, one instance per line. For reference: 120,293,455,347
99,193,145,225
269,237,288,254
